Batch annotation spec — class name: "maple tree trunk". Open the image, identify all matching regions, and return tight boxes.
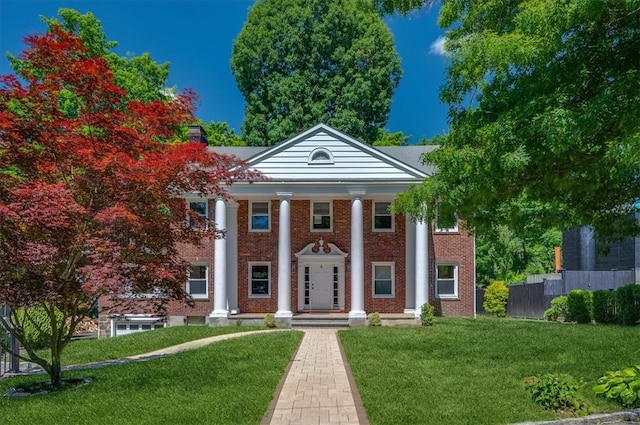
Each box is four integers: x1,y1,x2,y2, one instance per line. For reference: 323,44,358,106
50,354,62,389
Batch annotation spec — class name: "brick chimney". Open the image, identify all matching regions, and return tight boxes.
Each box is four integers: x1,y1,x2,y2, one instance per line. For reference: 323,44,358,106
188,125,208,146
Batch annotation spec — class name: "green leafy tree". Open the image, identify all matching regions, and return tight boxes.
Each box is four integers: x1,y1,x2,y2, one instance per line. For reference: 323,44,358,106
476,226,561,286
372,129,411,146
199,121,245,147
372,0,432,15
395,1,640,239
28,8,172,104
231,0,402,146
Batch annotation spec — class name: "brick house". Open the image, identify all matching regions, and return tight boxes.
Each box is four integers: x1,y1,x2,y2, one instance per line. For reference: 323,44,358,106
99,124,475,336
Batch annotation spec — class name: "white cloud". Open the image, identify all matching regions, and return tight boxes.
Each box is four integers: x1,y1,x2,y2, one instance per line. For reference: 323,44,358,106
429,36,448,56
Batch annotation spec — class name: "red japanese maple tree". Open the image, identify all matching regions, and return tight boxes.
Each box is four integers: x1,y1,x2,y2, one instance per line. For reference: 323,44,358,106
0,27,257,388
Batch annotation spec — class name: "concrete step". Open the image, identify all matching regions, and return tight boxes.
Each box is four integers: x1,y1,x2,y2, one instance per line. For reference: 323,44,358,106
291,316,349,328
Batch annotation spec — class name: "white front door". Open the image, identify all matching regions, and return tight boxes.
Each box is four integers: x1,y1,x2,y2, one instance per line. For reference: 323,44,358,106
310,265,333,310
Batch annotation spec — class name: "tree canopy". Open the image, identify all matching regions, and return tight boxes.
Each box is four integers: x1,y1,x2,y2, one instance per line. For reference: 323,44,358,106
8,8,173,104
231,0,402,146
0,26,256,388
395,0,640,238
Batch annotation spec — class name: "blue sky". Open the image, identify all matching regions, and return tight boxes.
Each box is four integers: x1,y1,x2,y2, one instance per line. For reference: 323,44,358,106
0,0,449,144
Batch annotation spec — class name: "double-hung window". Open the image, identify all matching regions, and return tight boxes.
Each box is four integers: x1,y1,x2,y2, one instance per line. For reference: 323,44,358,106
373,201,393,231
372,262,394,298
187,200,208,229
436,264,458,298
250,201,270,231
249,263,270,298
187,265,208,299
311,201,332,231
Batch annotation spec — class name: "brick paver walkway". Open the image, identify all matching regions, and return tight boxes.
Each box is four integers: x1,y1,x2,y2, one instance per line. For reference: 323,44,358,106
262,328,367,425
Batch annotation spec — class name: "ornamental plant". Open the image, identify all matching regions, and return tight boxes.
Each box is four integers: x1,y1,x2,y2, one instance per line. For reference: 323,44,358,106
616,284,640,326
544,295,570,322
593,365,640,407
592,289,617,324
368,312,382,327
264,314,277,328
567,290,593,323
483,280,509,317
0,26,258,389
524,374,588,413
420,303,435,326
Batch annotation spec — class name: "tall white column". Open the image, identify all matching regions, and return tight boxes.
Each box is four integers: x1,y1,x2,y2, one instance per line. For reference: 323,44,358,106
349,192,366,323
210,197,228,320
276,193,293,322
414,219,429,319
226,201,239,314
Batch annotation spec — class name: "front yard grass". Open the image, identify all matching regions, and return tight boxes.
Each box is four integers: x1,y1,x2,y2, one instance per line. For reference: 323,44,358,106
1,330,302,425
58,325,265,365
339,317,640,425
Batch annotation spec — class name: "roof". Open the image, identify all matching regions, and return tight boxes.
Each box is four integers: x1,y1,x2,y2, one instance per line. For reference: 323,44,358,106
208,125,436,177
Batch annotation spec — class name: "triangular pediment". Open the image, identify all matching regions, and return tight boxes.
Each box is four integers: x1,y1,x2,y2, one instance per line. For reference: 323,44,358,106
244,124,427,182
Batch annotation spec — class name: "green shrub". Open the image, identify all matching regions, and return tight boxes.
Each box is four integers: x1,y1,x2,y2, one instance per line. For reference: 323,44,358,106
567,290,593,324
524,374,588,413
264,313,276,328
593,290,617,324
420,303,435,326
593,365,640,407
544,308,559,322
550,295,569,322
368,312,382,327
616,284,640,326
15,305,66,350
483,280,509,317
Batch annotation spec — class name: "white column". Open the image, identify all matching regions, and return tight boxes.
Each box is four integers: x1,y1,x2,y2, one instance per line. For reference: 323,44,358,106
276,193,293,320
349,192,366,321
414,219,429,319
404,218,416,313
210,197,228,318
226,201,239,314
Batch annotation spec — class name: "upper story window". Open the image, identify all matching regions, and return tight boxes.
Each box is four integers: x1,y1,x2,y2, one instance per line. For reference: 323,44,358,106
308,148,334,165
250,201,270,231
187,200,208,229
373,201,394,231
187,264,208,299
435,203,458,232
311,201,332,231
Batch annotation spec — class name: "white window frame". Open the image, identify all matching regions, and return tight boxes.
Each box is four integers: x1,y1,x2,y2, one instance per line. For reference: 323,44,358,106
310,201,332,232
372,201,394,232
187,264,209,299
372,262,395,298
435,263,458,299
435,205,458,233
186,198,208,229
249,201,271,232
249,262,271,298
308,147,334,165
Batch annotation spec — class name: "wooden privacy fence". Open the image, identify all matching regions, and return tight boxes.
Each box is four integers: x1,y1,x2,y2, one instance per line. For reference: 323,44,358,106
476,270,637,319
476,282,551,319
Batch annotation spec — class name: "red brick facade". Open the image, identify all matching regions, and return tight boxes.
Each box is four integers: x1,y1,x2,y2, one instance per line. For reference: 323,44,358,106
99,196,475,330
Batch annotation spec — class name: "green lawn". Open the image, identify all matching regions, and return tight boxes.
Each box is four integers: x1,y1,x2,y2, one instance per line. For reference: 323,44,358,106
1,330,302,425
57,325,266,365
339,317,640,425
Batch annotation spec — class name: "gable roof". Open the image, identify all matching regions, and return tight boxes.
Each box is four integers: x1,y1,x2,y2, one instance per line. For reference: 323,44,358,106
209,124,436,182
